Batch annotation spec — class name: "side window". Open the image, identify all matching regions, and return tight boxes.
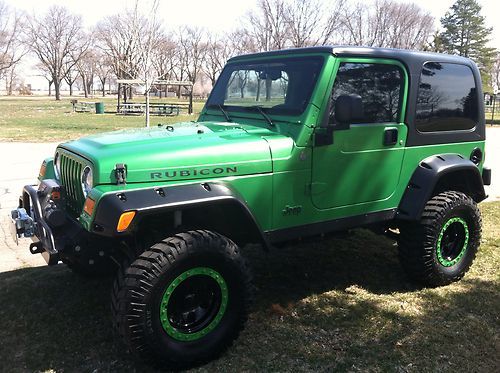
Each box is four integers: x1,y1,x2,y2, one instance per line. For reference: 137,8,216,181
416,62,478,132
329,62,404,124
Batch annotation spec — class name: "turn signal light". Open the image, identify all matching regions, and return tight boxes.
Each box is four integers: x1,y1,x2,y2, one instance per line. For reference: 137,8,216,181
39,162,47,178
117,211,136,232
83,197,95,216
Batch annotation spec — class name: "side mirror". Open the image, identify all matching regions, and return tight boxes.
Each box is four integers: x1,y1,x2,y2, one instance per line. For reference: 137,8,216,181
334,94,364,129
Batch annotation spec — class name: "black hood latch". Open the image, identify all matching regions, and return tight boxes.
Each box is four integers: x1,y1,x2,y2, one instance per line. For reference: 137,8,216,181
115,163,127,185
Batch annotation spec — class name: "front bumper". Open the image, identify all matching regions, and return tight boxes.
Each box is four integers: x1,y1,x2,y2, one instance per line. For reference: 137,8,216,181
10,181,81,265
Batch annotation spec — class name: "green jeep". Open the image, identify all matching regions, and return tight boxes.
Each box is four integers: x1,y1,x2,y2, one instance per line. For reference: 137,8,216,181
11,46,492,369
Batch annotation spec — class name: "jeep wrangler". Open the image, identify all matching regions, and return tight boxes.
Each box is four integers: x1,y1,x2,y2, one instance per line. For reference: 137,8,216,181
11,46,492,369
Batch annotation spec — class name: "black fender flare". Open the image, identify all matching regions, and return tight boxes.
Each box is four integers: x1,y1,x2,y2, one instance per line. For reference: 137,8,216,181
92,182,270,249
397,154,486,221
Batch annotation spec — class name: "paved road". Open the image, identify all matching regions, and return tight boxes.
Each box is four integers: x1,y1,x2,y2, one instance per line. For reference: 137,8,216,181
0,129,499,272
0,143,58,272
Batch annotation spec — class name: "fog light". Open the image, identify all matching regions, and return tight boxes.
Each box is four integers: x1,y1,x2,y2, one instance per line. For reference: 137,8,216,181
39,161,47,178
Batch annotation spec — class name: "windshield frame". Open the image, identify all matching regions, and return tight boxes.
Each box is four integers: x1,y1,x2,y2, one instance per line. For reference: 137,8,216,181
206,55,325,117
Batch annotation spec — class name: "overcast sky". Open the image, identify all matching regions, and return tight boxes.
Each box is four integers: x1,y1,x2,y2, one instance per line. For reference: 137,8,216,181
6,0,500,89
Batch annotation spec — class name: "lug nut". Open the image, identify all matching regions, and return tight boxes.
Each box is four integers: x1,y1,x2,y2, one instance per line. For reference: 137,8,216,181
75,245,81,252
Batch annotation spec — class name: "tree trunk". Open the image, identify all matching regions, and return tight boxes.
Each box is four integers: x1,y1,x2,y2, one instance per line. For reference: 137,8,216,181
265,79,272,101
101,78,106,97
54,79,61,100
145,90,150,128
48,81,52,96
83,77,89,98
69,83,73,96
256,79,261,101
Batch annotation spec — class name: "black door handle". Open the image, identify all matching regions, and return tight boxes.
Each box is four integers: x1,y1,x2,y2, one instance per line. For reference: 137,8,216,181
383,128,398,146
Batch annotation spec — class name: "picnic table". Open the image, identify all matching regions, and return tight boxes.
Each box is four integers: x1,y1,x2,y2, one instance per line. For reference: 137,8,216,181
117,102,191,116
72,100,95,113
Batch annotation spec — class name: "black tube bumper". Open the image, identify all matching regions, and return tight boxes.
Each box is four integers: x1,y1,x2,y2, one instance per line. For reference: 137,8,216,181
12,183,80,265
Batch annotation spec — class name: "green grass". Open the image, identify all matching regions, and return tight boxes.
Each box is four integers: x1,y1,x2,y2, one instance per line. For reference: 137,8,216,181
0,202,498,372
0,96,205,142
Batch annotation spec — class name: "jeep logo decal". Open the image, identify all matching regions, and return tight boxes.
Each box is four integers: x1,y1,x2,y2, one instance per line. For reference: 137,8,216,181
150,166,238,179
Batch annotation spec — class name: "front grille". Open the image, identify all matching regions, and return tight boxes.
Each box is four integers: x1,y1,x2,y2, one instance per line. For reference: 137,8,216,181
59,152,86,217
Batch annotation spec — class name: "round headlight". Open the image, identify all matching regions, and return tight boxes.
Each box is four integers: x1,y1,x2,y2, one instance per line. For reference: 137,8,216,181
81,166,93,197
54,152,61,179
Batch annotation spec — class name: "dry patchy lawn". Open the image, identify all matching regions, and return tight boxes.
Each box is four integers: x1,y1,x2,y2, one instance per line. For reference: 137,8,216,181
0,96,204,142
0,202,498,372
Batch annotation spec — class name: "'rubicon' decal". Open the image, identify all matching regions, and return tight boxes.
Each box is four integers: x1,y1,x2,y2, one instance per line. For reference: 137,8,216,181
151,167,238,179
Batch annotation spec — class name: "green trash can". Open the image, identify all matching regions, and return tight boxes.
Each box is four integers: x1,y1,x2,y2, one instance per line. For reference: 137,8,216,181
95,102,105,114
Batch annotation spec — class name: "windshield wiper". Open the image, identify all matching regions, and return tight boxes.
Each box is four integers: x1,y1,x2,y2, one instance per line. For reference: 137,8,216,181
207,104,231,122
247,106,274,127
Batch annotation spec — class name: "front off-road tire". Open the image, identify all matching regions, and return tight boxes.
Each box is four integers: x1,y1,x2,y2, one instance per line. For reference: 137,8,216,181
398,191,481,286
111,230,252,369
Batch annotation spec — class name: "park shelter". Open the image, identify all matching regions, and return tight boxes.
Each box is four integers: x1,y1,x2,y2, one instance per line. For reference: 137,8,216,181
116,79,194,115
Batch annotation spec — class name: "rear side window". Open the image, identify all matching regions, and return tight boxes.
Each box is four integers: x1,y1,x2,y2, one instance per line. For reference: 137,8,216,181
330,62,404,124
416,62,478,132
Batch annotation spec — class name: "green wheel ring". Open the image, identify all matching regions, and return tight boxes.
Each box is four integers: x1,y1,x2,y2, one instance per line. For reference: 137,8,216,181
436,217,469,267
159,267,228,341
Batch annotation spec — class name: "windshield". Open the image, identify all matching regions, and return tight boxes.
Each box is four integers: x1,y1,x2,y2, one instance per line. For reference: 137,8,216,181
206,56,324,116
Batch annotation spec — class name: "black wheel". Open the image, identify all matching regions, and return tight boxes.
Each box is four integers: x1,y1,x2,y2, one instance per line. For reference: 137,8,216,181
111,230,252,369
398,191,481,286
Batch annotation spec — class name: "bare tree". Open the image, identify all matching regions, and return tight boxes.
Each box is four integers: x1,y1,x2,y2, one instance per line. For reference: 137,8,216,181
491,53,500,94
152,33,178,97
126,0,163,127
340,0,434,49
64,61,79,96
0,1,25,78
35,62,53,96
382,1,434,49
244,0,289,52
177,26,207,85
202,33,231,87
25,6,88,100
76,48,97,98
4,64,19,95
227,29,258,55
95,49,113,97
284,0,344,47
95,14,135,101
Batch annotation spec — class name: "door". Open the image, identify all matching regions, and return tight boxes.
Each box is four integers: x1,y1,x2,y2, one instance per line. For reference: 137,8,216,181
311,59,408,210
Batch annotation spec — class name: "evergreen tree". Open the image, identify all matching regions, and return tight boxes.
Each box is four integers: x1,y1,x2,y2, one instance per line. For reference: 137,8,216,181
439,0,496,89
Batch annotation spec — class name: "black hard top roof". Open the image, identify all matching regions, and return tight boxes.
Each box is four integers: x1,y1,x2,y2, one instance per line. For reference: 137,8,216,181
228,46,473,67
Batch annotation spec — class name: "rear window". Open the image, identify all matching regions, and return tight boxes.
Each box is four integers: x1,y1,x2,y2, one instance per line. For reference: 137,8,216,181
415,62,478,132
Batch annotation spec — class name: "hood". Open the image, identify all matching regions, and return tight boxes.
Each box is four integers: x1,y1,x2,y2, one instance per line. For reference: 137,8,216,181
60,121,276,184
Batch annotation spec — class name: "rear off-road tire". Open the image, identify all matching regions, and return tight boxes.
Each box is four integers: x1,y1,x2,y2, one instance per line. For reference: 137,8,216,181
398,191,481,287
111,230,252,369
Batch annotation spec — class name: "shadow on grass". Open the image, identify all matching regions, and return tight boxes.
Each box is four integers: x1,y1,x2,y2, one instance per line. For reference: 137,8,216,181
0,229,497,372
